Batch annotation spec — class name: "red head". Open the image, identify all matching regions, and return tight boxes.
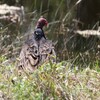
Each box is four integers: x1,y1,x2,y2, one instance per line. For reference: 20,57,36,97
36,17,48,28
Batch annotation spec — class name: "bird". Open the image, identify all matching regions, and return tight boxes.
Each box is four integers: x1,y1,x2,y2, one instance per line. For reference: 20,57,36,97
18,17,56,73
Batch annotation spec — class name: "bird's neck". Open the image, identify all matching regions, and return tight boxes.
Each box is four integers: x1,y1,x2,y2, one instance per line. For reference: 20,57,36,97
36,23,44,29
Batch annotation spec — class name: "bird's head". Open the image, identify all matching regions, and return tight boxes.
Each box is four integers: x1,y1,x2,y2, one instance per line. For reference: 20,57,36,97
36,17,48,28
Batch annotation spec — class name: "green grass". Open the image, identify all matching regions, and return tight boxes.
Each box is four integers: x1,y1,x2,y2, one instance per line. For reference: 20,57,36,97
0,56,100,100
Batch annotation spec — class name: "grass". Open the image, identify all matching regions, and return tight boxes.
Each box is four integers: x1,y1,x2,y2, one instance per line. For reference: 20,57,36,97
0,56,100,100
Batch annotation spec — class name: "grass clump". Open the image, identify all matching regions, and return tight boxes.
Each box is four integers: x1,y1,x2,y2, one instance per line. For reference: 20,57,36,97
0,56,100,100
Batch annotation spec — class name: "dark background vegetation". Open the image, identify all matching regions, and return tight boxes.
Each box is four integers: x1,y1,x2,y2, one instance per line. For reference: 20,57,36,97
0,0,100,62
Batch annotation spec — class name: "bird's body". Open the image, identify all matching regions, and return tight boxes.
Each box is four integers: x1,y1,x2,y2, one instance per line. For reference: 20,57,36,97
18,17,56,73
